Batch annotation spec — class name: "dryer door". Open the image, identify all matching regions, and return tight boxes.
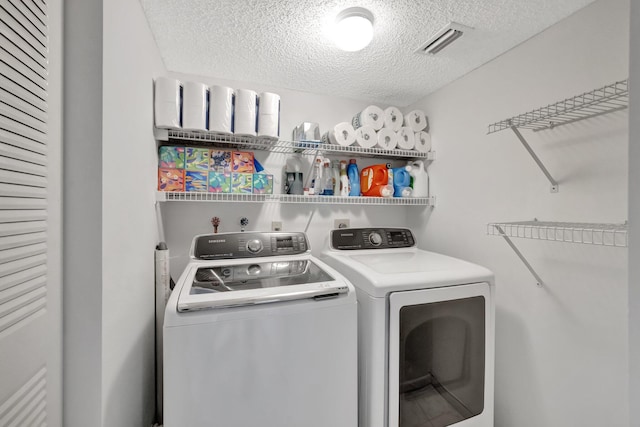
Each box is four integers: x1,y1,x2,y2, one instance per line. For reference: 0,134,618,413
388,282,494,427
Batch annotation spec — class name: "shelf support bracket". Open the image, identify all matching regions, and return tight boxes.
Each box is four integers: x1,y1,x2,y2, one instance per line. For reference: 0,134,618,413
494,225,544,287
510,125,559,193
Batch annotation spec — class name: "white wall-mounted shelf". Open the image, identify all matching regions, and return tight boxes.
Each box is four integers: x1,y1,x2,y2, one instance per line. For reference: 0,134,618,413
155,128,435,160
487,79,628,192
487,220,628,287
156,191,435,206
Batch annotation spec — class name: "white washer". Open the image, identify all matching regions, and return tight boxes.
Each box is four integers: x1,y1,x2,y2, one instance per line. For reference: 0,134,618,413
164,231,357,427
322,228,495,427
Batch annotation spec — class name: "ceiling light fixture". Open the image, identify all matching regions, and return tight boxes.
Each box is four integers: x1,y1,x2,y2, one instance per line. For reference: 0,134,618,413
333,7,374,52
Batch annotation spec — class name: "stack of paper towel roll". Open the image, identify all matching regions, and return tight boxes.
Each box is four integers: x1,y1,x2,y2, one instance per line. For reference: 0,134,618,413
345,105,430,152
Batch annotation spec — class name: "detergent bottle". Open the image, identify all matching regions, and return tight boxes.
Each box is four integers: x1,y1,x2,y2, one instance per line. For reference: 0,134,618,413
392,166,413,197
360,163,394,197
407,160,429,198
347,159,360,196
339,160,349,196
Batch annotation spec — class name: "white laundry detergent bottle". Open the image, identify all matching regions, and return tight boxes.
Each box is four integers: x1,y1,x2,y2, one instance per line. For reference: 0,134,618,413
407,160,429,198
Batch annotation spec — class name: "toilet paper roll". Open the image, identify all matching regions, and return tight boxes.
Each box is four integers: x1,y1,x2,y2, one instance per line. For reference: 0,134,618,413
414,131,432,153
403,110,428,132
154,77,181,129
397,127,416,150
321,122,356,146
234,89,258,136
182,81,208,131
208,85,234,134
383,106,403,131
355,125,377,148
257,92,280,139
352,105,384,131
376,128,398,150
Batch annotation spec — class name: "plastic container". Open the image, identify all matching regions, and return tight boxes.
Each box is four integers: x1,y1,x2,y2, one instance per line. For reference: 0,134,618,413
322,159,334,196
407,160,429,198
332,160,341,195
310,158,323,195
361,164,394,197
392,166,412,197
284,155,304,195
339,161,349,197
347,159,360,196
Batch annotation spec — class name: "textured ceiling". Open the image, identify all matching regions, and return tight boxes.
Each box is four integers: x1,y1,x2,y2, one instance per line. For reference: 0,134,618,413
140,0,596,107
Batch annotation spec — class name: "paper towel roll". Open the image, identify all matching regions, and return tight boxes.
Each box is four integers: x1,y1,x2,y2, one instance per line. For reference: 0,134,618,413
182,81,208,131
404,110,428,132
321,122,356,146
257,92,280,139
352,105,384,131
234,89,258,136
383,106,403,131
376,128,398,150
154,77,182,129
414,131,432,153
208,85,234,134
355,125,377,148
397,127,416,150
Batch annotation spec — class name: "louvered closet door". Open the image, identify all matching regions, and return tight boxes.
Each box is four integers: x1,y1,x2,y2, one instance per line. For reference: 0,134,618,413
0,0,61,425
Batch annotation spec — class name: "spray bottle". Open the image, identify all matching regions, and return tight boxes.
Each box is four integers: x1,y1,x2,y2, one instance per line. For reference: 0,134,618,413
407,160,429,198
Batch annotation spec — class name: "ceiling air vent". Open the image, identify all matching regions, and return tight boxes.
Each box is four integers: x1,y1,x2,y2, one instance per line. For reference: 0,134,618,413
416,22,471,55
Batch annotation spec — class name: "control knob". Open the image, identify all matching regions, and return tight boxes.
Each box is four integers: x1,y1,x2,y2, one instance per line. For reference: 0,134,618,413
247,264,261,275
247,239,263,254
369,232,383,247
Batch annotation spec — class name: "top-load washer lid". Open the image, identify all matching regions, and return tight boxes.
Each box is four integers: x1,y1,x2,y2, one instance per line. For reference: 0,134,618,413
322,228,494,297
177,232,350,311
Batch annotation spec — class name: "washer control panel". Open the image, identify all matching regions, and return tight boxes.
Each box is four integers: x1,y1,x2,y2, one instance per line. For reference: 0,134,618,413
192,231,309,260
331,228,415,250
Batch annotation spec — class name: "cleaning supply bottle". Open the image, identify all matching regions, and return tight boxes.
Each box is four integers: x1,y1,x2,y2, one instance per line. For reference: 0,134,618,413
392,166,413,197
360,164,393,197
407,160,429,198
347,159,360,196
284,154,304,195
310,157,322,195
322,159,334,195
332,160,341,195
339,160,349,197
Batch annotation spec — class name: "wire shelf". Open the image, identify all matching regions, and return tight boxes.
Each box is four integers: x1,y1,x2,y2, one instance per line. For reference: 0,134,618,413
487,220,628,247
156,129,434,160
487,79,628,134
157,191,434,206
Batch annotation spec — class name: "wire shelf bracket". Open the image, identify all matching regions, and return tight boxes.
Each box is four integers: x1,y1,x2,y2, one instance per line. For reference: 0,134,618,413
492,224,544,287
487,79,629,193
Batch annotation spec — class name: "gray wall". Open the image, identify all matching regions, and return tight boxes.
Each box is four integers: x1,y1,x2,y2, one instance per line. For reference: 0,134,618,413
63,0,103,425
408,0,630,425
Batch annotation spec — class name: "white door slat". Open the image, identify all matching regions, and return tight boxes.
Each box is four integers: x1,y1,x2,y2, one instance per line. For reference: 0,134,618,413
0,210,47,224
0,368,46,419
0,157,47,177
0,75,47,112
0,117,46,144
0,31,46,79
0,129,47,155
0,286,46,318
31,1,46,16
0,275,45,306
20,0,46,28
0,89,47,122
0,243,47,265
0,102,47,133
0,170,46,188
0,264,45,292
0,142,46,165
0,253,46,279
0,221,46,237
0,232,45,251
0,8,46,58
0,54,47,93
8,396,46,427
0,292,46,336
0,197,46,210
0,62,46,101
0,183,46,198
6,0,46,40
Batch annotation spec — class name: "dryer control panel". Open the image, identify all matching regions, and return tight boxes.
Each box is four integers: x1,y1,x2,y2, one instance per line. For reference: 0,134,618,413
192,232,309,260
331,228,415,250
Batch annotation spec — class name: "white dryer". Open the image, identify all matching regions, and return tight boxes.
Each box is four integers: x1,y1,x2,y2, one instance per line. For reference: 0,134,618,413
322,228,495,427
164,231,357,427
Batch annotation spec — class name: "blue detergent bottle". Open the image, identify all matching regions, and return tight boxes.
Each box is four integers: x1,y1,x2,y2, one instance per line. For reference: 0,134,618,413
347,159,360,196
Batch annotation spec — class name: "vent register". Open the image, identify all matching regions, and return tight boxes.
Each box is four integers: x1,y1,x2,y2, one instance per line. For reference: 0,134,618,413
0,0,50,422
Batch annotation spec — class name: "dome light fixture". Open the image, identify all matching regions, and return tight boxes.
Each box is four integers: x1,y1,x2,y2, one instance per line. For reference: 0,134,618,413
333,7,374,52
